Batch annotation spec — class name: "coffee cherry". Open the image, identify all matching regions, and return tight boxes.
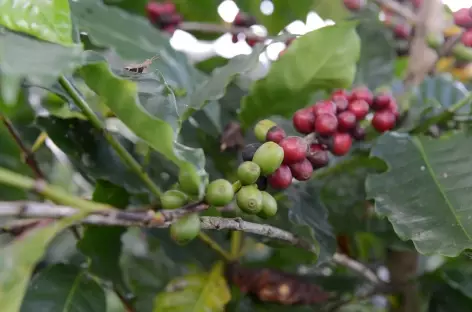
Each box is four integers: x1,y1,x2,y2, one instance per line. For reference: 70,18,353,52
343,0,364,11
178,171,200,196
351,125,366,141
146,2,176,21
332,95,349,113
312,100,336,116
315,113,338,136
293,108,315,134
257,191,278,219
393,24,411,39
331,132,352,156
454,8,472,28
337,111,357,131
331,89,350,98
170,213,201,245
254,119,277,142
266,126,287,143
306,144,329,169
241,143,262,161
236,185,263,214
256,176,268,191
387,100,400,118
372,110,396,132
412,0,422,9
252,141,284,175
350,87,373,105
268,165,292,189
237,161,261,185
289,158,313,181
462,30,472,47
161,190,188,209
279,136,308,164
232,34,239,43
372,92,393,111
348,99,370,120
205,179,234,206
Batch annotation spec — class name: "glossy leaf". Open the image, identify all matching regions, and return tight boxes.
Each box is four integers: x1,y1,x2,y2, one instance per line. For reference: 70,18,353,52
367,132,472,256
77,180,131,296
312,0,350,22
0,214,85,312
239,22,360,129
0,0,74,45
440,258,472,299
153,261,230,312
21,264,106,312
0,30,82,104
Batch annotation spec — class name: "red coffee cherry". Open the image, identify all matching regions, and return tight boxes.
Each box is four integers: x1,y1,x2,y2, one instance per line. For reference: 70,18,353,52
279,136,308,164
350,87,373,105
393,24,411,39
332,95,349,113
292,108,315,134
268,165,293,189
372,110,396,133
306,144,329,169
454,8,472,28
337,111,357,131
462,30,472,47
372,92,393,111
348,99,370,120
289,158,314,181
315,113,338,136
331,132,352,156
343,0,364,11
266,126,287,144
387,100,400,118
312,100,336,116
331,89,350,98
350,125,366,141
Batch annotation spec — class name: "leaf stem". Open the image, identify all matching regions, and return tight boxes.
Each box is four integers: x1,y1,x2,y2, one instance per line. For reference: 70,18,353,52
230,231,242,259
197,231,232,261
58,76,162,199
31,131,48,153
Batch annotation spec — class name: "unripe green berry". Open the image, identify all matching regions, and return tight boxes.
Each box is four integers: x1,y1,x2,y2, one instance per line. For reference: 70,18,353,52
237,161,261,185
252,142,284,175
236,185,263,214
254,119,277,142
205,179,234,206
257,191,278,219
170,213,201,245
161,190,188,209
178,170,200,196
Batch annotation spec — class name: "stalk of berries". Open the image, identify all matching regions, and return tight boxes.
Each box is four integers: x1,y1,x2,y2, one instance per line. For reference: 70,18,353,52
231,12,262,47
146,1,183,34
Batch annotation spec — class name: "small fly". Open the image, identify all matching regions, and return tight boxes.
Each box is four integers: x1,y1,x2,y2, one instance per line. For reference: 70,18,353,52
124,55,159,74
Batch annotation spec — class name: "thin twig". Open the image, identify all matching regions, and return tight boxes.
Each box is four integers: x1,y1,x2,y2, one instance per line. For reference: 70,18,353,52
197,232,232,261
0,115,45,179
372,0,417,24
332,253,381,284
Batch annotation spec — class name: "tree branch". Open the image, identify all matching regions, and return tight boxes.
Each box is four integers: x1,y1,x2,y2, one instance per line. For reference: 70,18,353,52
332,253,381,284
372,0,417,24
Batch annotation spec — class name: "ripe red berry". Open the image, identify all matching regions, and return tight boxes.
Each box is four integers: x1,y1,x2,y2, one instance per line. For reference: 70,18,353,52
279,136,308,164
266,126,286,144
312,100,336,116
372,92,393,111
246,38,259,47
350,125,366,141
387,100,400,118
315,113,338,136
412,0,422,9
331,132,352,156
292,108,315,134
462,30,472,47
348,99,370,120
343,0,364,11
289,159,313,181
162,25,177,34
372,110,396,132
350,87,373,105
393,24,411,39
337,111,357,131
454,8,472,28
146,2,176,20
332,89,350,98
306,144,329,169
268,165,292,189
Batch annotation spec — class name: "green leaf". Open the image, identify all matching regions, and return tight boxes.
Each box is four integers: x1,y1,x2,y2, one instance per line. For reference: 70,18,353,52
428,284,472,312
172,0,221,23
153,261,230,312
237,0,312,35
0,214,86,312
239,22,360,129
21,264,106,312
77,180,131,296
0,30,82,104
0,0,74,45
312,0,350,22
440,257,472,299
366,132,472,256
354,21,395,90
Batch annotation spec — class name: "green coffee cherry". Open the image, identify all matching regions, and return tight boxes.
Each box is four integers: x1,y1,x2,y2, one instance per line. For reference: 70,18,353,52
236,185,263,214
257,191,278,219
170,213,201,245
205,179,234,206
254,119,277,142
252,142,284,175
178,170,200,196
161,190,188,209
237,161,261,185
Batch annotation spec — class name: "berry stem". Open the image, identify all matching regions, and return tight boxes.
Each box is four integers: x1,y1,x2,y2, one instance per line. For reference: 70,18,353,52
58,76,163,199
197,231,232,261
232,180,242,193
230,230,243,260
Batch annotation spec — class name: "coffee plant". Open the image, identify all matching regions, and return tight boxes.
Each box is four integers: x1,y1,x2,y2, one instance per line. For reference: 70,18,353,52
2,0,472,311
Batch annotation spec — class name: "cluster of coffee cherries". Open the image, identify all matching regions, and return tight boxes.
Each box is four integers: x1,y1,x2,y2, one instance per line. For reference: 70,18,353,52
231,12,262,47
242,87,399,191
146,1,182,34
